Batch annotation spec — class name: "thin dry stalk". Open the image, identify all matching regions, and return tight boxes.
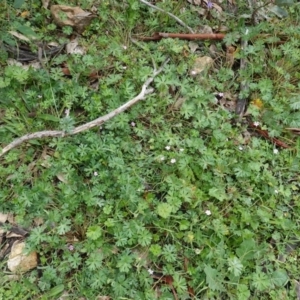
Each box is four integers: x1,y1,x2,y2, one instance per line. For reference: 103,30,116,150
0,59,170,157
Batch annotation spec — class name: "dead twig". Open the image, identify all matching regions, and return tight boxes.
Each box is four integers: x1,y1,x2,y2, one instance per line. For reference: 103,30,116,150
138,32,225,41
249,122,290,149
236,30,250,116
0,58,170,157
139,0,194,33
137,32,288,44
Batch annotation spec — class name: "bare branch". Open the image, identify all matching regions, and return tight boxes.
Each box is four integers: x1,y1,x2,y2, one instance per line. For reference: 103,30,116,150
139,0,194,33
0,58,170,157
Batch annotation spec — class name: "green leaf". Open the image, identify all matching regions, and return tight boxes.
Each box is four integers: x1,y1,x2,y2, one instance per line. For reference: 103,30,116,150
162,244,177,262
0,77,10,88
204,265,225,291
157,203,172,218
237,284,251,300
269,5,289,18
56,219,71,235
117,251,134,273
179,220,190,231
39,114,60,122
13,0,25,8
173,273,187,295
209,187,228,201
40,284,64,299
275,0,294,6
15,22,38,39
252,271,271,291
212,219,229,236
236,239,256,261
270,269,289,287
86,225,102,240
228,256,243,277
138,228,152,246
150,244,162,256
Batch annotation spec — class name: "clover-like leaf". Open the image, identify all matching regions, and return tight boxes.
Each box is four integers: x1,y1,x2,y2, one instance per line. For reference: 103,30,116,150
157,203,172,218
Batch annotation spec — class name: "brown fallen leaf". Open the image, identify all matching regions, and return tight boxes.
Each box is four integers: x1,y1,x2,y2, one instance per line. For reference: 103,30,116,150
0,213,8,223
42,0,50,9
225,45,236,69
7,241,38,273
50,5,95,33
190,56,214,76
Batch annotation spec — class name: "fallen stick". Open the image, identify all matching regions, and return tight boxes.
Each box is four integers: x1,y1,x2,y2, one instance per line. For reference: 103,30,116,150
249,122,290,149
138,32,226,41
235,32,250,116
0,59,170,157
136,32,287,44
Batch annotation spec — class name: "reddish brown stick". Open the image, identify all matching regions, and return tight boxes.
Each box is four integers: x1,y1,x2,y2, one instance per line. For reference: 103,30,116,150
249,123,289,149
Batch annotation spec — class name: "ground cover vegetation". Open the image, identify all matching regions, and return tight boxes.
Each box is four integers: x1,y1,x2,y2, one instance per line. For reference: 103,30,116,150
0,0,300,299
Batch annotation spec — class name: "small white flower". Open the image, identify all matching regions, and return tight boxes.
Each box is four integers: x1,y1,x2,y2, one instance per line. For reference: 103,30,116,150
238,146,243,151
160,156,165,161
38,95,42,99
165,145,171,150
218,92,224,97
122,66,127,70
131,122,136,127
191,70,197,76
148,268,154,275
94,171,98,176
65,109,70,117
253,121,260,127
122,45,127,50
194,248,201,255
170,158,176,164
205,210,211,216
273,149,279,154
179,148,184,152
275,189,279,194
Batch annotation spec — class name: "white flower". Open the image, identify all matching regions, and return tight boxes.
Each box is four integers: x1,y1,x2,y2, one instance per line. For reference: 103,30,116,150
148,268,154,275
238,146,243,151
273,149,279,154
122,45,127,50
94,171,98,176
122,66,127,69
131,121,136,127
218,92,224,97
194,248,201,255
205,210,211,216
191,70,197,75
253,121,260,127
179,148,184,152
38,95,42,99
65,109,70,117
160,156,165,161
170,158,176,164
275,189,279,194
165,145,171,150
